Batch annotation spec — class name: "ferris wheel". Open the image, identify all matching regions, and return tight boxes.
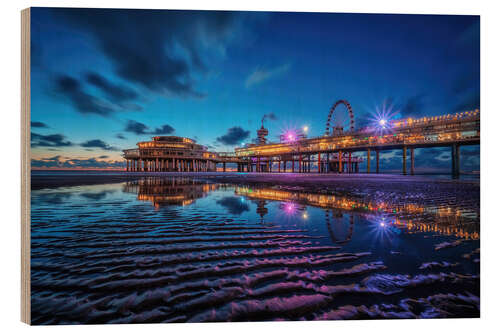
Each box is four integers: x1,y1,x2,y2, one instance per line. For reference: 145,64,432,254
325,209,354,244
325,100,355,136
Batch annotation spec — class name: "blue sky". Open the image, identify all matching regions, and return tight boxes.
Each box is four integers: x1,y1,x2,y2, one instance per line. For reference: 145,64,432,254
30,8,480,171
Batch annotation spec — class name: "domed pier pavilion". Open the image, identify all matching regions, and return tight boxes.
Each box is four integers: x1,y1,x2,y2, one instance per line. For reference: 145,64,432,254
123,136,220,172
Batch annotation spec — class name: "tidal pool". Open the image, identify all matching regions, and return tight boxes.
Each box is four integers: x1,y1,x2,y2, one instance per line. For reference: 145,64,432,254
30,177,480,324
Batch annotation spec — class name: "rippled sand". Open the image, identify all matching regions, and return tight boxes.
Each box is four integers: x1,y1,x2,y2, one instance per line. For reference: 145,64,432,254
30,175,480,324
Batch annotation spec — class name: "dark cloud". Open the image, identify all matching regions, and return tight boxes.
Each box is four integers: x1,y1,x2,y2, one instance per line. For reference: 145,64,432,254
51,8,246,98
85,72,139,102
125,120,148,135
116,133,127,140
31,155,125,169
151,124,175,135
399,94,426,118
64,157,125,168
31,121,49,128
53,74,143,116
80,139,119,151
262,112,277,123
454,92,480,112
216,197,250,215
31,132,73,147
98,155,109,159
216,126,250,145
124,120,175,135
53,75,115,116
450,67,479,113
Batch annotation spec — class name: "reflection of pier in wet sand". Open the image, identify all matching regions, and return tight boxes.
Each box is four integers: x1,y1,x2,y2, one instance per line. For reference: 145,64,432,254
123,177,479,241
234,186,479,240
30,174,480,323
123,178,219,208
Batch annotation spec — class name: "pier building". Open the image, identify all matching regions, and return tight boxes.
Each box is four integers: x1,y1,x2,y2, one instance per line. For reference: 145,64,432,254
123,136,218,172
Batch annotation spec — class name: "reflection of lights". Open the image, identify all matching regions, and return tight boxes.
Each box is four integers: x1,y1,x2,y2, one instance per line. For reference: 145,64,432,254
283,202,297,215
302,212,309,219
235,187,478,240
367,216,399,245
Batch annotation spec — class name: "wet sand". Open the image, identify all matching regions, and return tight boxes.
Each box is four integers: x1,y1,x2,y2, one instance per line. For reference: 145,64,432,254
30,175,480,323
31,172,480,217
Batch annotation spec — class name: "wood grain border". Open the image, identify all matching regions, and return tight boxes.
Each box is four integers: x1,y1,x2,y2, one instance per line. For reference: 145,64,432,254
21,7,31,325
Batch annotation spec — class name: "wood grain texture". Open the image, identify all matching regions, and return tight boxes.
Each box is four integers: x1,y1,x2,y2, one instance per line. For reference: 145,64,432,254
21,7,31,325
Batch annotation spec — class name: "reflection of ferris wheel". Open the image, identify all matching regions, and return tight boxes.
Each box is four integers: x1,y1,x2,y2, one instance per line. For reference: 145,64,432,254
325,210,354,244
325,100,355,136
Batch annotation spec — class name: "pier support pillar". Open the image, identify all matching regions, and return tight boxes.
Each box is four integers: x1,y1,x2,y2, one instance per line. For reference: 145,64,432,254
318,152,321,173
366,149,370,173
376,150,380,174
403,146,407,175
410,148,415,175
339,151,343,174
452,144,460,179
326,153,330,173
223,162,226,172
348,152,352,174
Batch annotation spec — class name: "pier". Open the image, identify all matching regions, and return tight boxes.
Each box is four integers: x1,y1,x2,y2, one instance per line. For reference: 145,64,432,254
123,100,479,178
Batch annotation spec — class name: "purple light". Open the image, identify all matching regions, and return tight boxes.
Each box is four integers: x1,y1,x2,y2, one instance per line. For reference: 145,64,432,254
284,202,296,215
284,131,296,142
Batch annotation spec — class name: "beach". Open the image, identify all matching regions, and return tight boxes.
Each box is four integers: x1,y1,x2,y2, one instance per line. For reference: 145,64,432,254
29,171,480,323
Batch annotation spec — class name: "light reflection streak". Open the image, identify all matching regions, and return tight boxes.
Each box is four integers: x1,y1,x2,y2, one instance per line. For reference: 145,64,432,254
123,178,478,241
235,186,479,240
